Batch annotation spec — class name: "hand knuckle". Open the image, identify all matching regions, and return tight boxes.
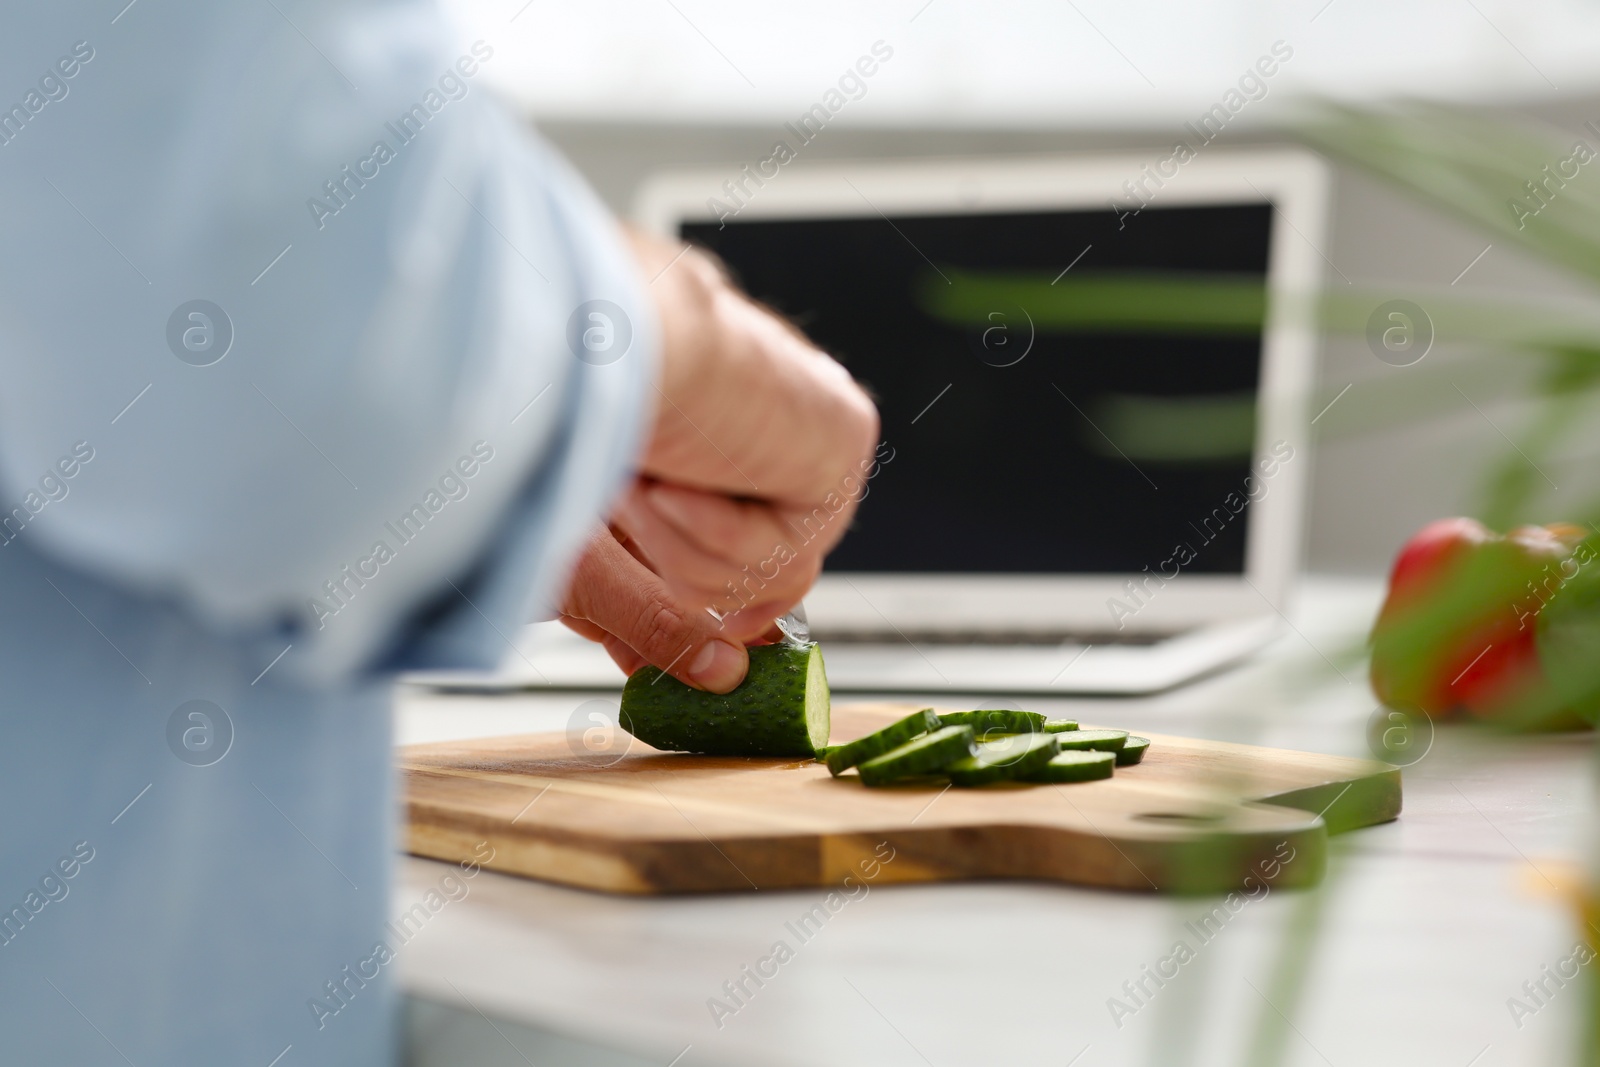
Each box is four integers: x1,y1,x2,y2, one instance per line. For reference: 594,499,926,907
635,601,692,664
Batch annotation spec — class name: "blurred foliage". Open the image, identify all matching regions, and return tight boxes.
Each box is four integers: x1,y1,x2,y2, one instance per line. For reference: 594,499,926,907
1297,103,1600,736
918,103,1600,1064
1299,102,1600,283
920,103,1600,531
1300,101,1600,532
1094,391,1256,461
920,269,1267,334
1297,101,1600,1067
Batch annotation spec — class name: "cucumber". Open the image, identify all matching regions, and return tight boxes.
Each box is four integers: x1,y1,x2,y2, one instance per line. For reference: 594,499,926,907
814,744,843,762
1116,736,1151,766
1043,719,1080,733
1053,729,1128,752
825,708,941,776
619,643,829,757
858,725,976,786
1023,750,1116,783
937,709,1045,736
946,733,1060,787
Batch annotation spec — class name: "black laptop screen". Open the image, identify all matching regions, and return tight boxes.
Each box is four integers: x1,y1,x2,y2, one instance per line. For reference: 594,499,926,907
680,201,1272,575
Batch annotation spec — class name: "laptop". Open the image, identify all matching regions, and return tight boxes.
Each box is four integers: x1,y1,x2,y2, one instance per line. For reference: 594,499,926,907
411,148,1328,695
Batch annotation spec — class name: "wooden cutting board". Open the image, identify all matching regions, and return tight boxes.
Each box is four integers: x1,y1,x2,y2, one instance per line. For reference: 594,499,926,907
402,703,1400,895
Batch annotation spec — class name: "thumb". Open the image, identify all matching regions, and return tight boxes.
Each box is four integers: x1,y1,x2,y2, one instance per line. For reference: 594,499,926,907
561,528,749,693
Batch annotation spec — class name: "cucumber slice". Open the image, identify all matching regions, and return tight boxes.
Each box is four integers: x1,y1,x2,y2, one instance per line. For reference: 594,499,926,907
1053,729,1128,752
1023,750,1115,783
946,733,1060,787
814,744,843,762
1116,736,1151,765
824,708,941,776
619,643,829,757
937,709,1045,735
858,725,976,787
1043,719,1080,733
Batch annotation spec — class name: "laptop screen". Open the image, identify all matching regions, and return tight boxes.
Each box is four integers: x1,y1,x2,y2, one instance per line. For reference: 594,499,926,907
680,202,1272,576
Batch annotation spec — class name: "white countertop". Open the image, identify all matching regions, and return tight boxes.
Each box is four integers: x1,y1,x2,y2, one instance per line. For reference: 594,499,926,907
393,577,1597,1067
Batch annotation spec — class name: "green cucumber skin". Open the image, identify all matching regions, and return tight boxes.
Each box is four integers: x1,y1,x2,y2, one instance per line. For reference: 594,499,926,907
947,733,1061,787
825,708,940,776
1053,729,1129,752
1116,736,1151,766
858,726,975,786
1043,719,1080,733
619,644,827,757
1023,751,1116,783
938,709,1045,735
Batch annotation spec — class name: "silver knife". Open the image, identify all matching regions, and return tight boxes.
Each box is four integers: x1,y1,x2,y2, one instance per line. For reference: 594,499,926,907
774,602,811,647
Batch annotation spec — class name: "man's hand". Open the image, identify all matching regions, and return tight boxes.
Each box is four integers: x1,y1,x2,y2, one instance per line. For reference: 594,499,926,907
558,233,879,692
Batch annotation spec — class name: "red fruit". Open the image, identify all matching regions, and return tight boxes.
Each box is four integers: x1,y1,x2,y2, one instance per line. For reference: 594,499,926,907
1380,517,1494,613
1454,525,1578,717
1371,518,1581,722
1449,623,1538,720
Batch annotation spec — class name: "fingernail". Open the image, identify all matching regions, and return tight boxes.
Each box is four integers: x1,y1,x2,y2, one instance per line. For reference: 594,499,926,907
687,639,746,693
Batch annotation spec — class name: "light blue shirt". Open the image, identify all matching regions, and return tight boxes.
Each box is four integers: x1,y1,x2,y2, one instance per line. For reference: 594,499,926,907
0,3,654,1063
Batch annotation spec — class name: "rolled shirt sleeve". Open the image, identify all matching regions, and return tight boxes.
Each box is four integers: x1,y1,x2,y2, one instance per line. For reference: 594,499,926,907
0,0,654,682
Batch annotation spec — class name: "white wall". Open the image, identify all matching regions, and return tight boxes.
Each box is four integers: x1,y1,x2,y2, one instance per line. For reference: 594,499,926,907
444,0,1600,126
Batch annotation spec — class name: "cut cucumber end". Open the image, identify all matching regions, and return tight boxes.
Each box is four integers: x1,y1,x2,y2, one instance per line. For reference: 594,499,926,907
1023,750,1116,783
825,708,940,776
858,725,976,787
619,642,828,757
938,709,1046,735
1116,736,1151,765
804,644,831,752
1053,729,1129,752
947,733,1061,787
